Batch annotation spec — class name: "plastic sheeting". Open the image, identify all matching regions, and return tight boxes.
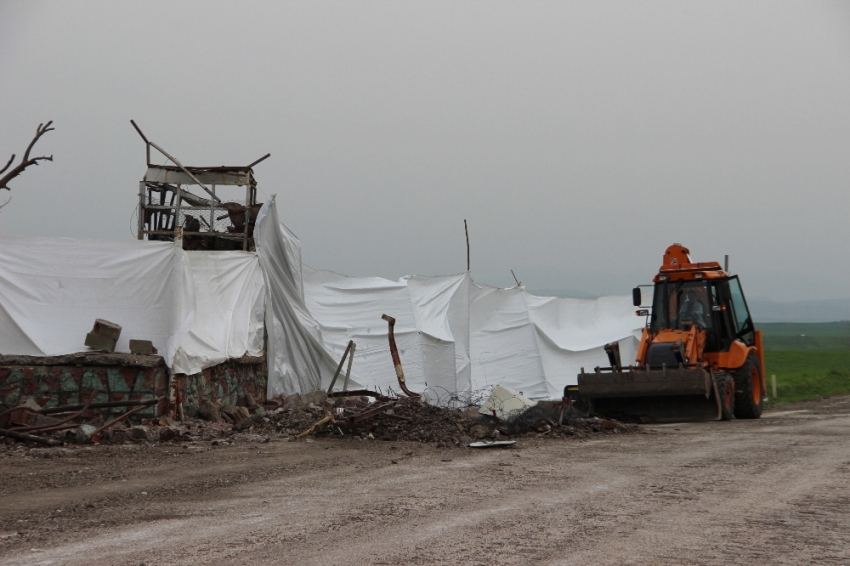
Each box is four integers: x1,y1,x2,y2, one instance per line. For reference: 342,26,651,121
470,283,641,399
171,251,265,375
0,200,643,401
0,235,266,375
300,269,642,400
0,236,194,367
302,269,470,400
255,196,341,398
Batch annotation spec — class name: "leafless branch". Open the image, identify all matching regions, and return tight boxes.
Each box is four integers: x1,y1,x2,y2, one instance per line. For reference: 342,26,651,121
0,154,14,176
0,121,55,191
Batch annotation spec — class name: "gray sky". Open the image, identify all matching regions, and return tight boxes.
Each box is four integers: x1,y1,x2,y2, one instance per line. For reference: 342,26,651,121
2,1,849,302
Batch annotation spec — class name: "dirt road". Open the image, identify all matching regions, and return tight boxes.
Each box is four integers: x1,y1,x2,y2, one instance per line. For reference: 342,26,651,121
2,396,849,565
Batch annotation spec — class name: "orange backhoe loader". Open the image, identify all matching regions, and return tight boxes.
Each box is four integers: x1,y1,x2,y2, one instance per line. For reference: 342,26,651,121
576,244,765,422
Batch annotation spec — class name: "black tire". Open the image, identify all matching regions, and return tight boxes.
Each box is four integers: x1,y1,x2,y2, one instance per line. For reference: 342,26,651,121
733,352,763,419
715,373,735,421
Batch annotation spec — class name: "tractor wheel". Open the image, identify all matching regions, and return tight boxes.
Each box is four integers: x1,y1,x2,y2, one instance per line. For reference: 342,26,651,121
733,352,763,419
715,373,735,421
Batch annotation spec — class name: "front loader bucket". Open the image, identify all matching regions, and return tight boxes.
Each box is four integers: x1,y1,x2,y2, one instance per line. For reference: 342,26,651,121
577,367,722,423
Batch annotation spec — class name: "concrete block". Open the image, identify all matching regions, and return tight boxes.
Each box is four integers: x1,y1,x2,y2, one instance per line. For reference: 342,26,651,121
85,332,116,352
129,340,157,355
91,319,122,341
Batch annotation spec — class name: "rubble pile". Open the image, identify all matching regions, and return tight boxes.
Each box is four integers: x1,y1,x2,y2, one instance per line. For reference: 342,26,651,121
1,390,635,449
248,392,637,445
354,396,471,444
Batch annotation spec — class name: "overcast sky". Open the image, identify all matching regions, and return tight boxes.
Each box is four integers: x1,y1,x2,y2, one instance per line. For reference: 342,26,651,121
1,1,849,302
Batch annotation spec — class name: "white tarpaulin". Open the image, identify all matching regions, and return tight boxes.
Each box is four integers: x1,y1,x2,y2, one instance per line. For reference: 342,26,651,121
302,269,470,400
300,269,641,400
171,251,265,375
0,199,643,401
0,236,194,367
0,235,266,375
470,283,641,398
255,196,341,397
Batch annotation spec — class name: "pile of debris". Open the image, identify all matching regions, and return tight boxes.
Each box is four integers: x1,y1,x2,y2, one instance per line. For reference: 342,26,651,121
236,388,636,446
0,395,164,447
1,387,635,449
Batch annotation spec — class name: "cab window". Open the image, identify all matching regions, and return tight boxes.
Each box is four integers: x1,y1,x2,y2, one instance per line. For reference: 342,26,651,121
727,276,754,344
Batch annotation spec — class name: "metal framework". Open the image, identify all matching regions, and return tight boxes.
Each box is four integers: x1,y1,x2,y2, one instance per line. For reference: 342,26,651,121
132,120,269,251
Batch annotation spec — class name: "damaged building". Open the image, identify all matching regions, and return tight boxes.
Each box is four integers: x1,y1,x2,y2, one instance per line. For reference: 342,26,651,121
0,123,643,436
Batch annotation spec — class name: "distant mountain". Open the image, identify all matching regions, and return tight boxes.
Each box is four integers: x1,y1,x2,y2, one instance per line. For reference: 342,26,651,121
748,298,850,323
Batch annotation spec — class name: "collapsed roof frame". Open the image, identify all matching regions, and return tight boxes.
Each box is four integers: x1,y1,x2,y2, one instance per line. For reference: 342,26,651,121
131,120,269,251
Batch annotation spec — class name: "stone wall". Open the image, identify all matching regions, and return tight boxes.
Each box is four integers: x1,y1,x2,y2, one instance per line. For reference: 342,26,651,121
0,353,267,418
0,353,168,418
179,356,267,416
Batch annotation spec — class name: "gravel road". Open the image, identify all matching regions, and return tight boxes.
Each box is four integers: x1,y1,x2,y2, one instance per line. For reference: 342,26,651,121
2,396,849,565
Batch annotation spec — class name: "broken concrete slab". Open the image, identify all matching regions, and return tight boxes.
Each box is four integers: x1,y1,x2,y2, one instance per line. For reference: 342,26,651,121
479,385,537,420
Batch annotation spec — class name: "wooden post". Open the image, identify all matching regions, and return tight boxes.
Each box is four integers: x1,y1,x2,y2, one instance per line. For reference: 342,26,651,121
772,374,777,399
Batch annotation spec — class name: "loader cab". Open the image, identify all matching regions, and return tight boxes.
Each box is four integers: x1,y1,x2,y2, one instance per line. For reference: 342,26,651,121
649,275,755,352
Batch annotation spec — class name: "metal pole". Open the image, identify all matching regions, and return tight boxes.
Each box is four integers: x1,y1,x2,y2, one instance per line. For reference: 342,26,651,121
243,183,250,251
342,342,356,393
209,184,216,235
175,184,182,241
464,219,470,272
327,340,354,394
137,182,145,240
147,140,221,203
724,255,729,273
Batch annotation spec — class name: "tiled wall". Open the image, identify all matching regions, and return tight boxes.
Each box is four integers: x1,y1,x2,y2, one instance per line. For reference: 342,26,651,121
0,359,267,418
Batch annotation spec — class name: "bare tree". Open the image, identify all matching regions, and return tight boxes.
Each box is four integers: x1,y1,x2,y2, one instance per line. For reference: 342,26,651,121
0,121,55,198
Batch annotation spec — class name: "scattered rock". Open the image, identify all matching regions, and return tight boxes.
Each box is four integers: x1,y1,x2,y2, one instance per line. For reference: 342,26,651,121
197,398,221,423
470,424,490,439
130,425,152,442
307,391,328,406
75,424,97,443
158,427,180,442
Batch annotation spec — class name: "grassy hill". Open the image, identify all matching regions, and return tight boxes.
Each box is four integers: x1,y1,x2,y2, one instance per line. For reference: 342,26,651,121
759,322,850,405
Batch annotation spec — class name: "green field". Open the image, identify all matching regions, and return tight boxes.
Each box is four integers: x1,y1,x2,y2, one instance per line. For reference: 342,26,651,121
759,322,850,405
